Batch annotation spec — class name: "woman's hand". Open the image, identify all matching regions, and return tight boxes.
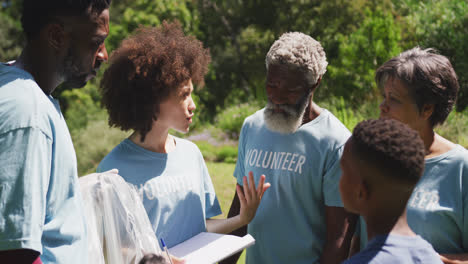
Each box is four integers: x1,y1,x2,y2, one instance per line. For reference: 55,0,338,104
237,171,271,225
170,254,186,264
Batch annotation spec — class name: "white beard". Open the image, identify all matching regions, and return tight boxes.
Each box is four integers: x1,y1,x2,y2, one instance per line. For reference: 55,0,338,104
263,92,311,134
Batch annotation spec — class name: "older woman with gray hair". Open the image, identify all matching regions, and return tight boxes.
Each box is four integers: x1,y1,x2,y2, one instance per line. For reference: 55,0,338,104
355,47,468,264
222,32,355,264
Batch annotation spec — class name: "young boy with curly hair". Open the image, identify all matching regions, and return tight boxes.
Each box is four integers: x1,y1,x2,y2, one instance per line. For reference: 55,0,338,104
97,21,269,252
340,119,442,263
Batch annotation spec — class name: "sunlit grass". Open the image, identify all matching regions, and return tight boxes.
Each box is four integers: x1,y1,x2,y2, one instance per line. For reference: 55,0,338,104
436,110,468,148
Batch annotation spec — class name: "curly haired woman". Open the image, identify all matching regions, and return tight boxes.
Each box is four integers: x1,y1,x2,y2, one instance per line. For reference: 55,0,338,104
97,21,270,256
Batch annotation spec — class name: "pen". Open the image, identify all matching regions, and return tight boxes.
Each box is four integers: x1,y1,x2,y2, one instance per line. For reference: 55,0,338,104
160,238,174,264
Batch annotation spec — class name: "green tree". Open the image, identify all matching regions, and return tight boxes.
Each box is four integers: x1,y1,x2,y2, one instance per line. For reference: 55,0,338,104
107,0,198,52
195,0,374,117
4,0,468,128
326,7,402,103
0,0,24,61
400,0,468,111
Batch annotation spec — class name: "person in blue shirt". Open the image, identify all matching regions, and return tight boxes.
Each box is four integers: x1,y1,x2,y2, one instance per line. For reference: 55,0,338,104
221,32,356,264
0,0,111,263
354,47,468,264
97,22,270,259
340,118,442,264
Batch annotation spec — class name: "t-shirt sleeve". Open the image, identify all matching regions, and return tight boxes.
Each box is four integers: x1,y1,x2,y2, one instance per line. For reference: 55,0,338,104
96,163,104,173
0,127,52,253
233,121,248,186
322,144,345,207
200,154,222,218
463,164,468,251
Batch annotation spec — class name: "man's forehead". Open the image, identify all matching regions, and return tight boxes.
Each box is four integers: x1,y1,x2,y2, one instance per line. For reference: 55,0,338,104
267,64,310,89
268,63,308,78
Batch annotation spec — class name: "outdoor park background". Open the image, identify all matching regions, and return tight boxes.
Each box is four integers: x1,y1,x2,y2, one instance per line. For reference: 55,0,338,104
1,0,468,262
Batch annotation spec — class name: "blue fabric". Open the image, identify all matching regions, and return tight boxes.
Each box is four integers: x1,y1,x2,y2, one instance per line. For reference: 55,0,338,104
97,137,222,248
407,145,468,253
0,64,88,263
234,108,350,264
359,145,468,254
345,234,443,264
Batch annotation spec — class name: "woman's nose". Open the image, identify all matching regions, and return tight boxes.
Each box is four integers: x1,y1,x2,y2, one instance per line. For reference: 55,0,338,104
188,96,196,112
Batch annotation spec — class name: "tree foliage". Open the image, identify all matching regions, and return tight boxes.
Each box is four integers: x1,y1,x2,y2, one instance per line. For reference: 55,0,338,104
1,0,467,131
399,0,468,110
327,7,402,103
107,0,198,52
0,0,24,61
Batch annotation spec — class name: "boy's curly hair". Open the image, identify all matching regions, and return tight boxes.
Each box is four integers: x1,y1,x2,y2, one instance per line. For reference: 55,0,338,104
100,21,211,141
351,119,425,184
138,253,168,264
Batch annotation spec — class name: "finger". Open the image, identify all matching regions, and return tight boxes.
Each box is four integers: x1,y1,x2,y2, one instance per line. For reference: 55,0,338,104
256,174,266,195
171,255,186,264
237,184,247,206
242,176,251,203
248,171,256,198
104,168,119,174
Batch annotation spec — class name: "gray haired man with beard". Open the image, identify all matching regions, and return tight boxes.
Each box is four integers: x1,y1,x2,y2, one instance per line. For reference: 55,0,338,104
220,32,356,264
0,0,111,263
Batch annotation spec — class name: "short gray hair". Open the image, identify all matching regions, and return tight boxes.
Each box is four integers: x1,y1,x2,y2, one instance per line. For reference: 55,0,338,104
266,32,328,85
375,47,459,127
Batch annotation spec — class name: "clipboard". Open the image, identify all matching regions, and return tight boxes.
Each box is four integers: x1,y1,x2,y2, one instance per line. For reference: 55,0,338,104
168,232,255,264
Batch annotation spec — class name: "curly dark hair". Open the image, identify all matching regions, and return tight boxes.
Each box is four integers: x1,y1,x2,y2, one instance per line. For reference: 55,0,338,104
375,47,459,127
351,119,425,184
100,21,211,141
21,0,111,40
138,253,168,264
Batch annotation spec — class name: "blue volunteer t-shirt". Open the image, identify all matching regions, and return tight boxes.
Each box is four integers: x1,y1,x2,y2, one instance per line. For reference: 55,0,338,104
0,64,88,263
97,137,222,248
359,145,468,254
344,234,443,264
234,108,350,264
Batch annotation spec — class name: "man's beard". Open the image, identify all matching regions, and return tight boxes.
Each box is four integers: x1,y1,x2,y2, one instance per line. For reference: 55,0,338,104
59,47,94,88
263,90,311,134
